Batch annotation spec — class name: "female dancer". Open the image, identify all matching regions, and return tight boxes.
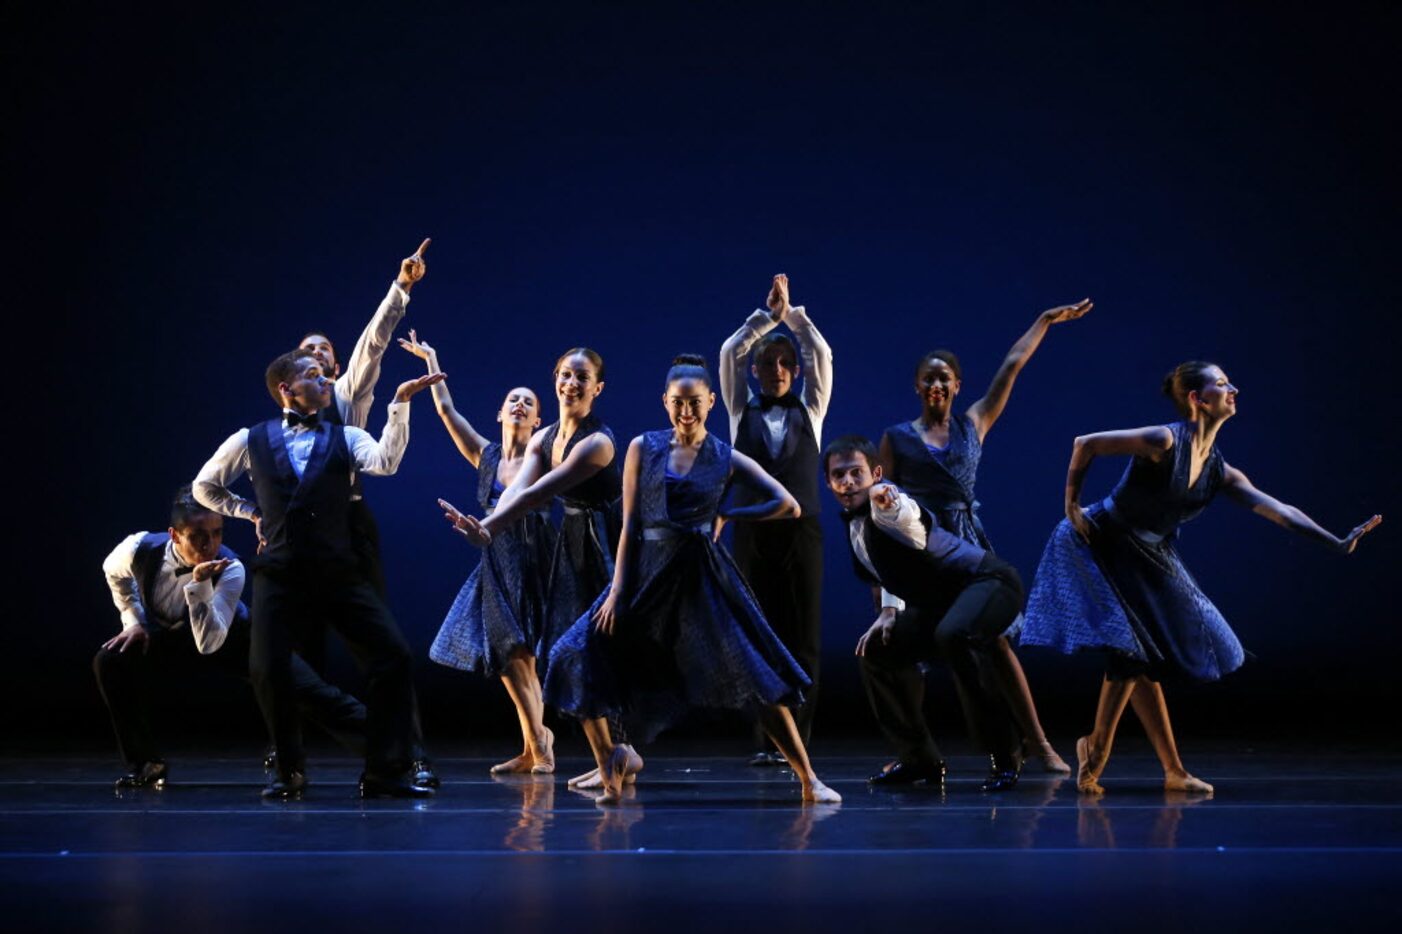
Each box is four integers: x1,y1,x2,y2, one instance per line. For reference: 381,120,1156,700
543,355,841,805
1021,361,1381,794
452,347,624,787
878,299,1092,773
401,331,557,773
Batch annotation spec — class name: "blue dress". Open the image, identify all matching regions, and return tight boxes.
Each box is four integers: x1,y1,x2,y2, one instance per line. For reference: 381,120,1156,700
537,414,623,661
882,415,992,548
1020,422,1246,681
429,443,557,676
544,431,810,743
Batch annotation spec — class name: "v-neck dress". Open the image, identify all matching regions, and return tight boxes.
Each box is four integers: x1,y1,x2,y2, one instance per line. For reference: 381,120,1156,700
545,431,809,742
429,442,556,676
1020,422,1246,681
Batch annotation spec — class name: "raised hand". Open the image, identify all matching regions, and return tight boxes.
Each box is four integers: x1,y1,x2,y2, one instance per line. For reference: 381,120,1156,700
191,558,233,583
397,238,431,292
1066,501,1096,543
870,482,899,512
1042,297,1093,326
397,327,437,362
766,273,791,322
103,626,150,655
1340,514,1382,554
394,371,447,403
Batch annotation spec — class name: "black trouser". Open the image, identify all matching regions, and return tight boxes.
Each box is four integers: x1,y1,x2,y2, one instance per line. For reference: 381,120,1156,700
343,496,430,762
859,563,1023,767
733,515,823,747
251,566,413,778
92,611,366,770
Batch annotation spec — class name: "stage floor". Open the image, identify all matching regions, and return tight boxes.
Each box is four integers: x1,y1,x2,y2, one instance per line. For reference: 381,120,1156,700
3,744,1400,932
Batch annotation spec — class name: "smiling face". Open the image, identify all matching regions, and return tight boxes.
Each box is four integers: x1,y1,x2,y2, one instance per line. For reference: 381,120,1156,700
281,357,334,413
555,353,604,415
663,377,715,436
751,342,799,399
170,512,224,566
298,333,340,379
915,357,961,415
497,386,541,429
826,451,883,512
1189,365,1239,420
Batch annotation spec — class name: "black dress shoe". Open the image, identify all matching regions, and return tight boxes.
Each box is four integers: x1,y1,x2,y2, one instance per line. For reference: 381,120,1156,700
359,772,435,799
262,772,306,800
115,761,168,789
867,760,947,787
748,751,787,768
263,749,277,772
981,756,1021,792
412,759,440,789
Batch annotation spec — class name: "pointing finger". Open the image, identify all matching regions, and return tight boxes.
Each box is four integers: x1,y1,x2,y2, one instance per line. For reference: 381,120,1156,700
414,238,431,257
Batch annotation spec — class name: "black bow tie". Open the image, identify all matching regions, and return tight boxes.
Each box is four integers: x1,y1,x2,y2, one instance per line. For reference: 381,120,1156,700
173,564,194,577
285,411,320,429
759,393,800,411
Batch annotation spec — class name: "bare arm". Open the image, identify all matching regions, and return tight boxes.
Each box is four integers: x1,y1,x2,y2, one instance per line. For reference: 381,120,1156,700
722,448,801,521
877,431,896,482
967,299,1093,442
482,432,615,535
398,330,490,467
591,436,645,635
1221,464,1382,554
1063,425,1174,539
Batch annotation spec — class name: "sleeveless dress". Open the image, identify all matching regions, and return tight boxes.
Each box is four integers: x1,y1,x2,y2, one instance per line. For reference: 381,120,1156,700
1019,422,1246,681
881,415,991,547
544,431,810,743
536,414,623,661
429,443,556,676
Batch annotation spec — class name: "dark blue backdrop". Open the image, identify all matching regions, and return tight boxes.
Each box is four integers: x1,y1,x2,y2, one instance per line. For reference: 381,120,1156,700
15,2,1396,745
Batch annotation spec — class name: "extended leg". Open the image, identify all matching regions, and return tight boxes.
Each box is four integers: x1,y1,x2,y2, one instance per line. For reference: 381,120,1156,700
1126,676,1213,793
1078,675,1137,795
756,704,841,804
989,637,1070,772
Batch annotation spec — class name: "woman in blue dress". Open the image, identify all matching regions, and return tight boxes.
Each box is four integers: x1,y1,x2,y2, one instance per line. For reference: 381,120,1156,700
400,332,558,774
452,347,624,787
1021,361,1381,794
545,355,841,805
878,299,1092,773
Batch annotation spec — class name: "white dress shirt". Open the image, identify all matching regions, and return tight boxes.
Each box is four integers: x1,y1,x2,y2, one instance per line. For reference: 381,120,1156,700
719,306,834,447
102,532,245,654
335,282,410,430
847,487,927,612
192,403,411,522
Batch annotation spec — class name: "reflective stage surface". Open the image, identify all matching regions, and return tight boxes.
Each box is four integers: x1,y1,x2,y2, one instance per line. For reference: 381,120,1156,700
3,744,1399,932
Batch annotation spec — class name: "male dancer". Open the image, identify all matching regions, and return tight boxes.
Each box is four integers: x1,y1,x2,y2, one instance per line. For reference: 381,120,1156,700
297,239,436,786
194,350,442,798
96,487,367,788
719,273,831,764
824,435,1022,791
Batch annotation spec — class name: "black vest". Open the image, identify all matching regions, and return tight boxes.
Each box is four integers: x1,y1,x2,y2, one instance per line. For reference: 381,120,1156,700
320,395,365,498
842,502,991,610
130,532,241,628
247,418,356,570
734,396,821,516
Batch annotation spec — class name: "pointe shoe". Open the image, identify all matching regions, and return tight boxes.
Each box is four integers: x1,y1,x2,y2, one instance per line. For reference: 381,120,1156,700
803,779,842,804
1076,736,1106,796
1164,772,1214,795
115,760,168,790
1025,737,1072,774
490,752,535,775
531,728,555,775
568,767,600,789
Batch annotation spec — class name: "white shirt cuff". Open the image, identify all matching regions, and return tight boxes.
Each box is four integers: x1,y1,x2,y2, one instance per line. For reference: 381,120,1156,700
120,608,146,631
385,401,410,423
880,589,905,611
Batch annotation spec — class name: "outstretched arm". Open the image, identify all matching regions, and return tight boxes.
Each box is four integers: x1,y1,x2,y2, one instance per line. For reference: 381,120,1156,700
1063,425,1174,540
1221,464,1381,554
343,372,446,476
398,329,490,467
723,449,802,522
968,298,1093,442
460,433,615,544
337,239,430,423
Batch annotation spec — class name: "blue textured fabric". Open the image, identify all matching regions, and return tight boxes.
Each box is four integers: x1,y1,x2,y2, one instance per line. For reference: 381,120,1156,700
1020,422,1246,681
881,415,988,547
545,430,810,742
429,443,556,676
536,415,623,661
